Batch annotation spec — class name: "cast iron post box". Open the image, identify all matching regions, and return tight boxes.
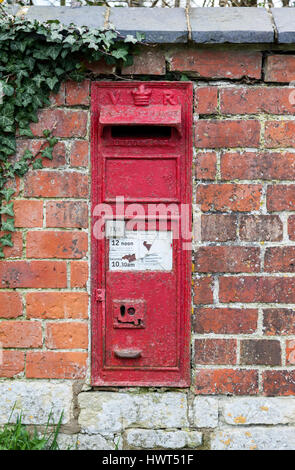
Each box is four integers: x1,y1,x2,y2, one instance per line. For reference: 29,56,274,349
91,82,193,386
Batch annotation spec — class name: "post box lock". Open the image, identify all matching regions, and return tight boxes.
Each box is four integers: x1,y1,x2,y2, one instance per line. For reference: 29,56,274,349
91,82,192,387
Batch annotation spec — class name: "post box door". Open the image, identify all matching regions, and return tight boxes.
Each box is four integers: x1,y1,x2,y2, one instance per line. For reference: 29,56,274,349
91,82,193,387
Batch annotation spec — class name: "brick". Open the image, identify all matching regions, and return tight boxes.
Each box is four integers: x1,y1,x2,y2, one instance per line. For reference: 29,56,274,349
26,231,88,259
0,292,22,318
194,339,237,365
263,309,295,336
265,247,295,272
16,140,66,168
240,339,281,366
0,232,22,258
195,369,258,395
170,49,262,79
195,246,260,273
288,216,295,240
46,201,88,228
66,80,90,106
0,261,67,288
46,322,88,349
26,351,87,379
201,214,237,242
0,321,42,348
122,48,165,75
196,184,262,212
84,59,116,75
265,121,295,148
14,200,43,228
70,261,89,288
286,340,295,365
193,277,214,304
265,55,295,82
26,292,88,319
49,82,65,106
221,151,295,181
194,308,258,334
30,109,88,138
70,140,89,167
220,87,295,114
220,276,295,303
195,152,216,180
263,371,295,396
267,186,295,211
195,120,260,148
24,171,88,198
195,87,218,114
0,351,24,377
239,215,283,242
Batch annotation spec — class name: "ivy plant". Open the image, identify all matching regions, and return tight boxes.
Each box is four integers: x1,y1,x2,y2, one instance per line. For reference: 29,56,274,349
0,7,142,257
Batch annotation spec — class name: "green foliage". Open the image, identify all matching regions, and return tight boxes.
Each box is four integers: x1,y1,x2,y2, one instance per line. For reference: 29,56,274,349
0,6,140,257
0,406,64,450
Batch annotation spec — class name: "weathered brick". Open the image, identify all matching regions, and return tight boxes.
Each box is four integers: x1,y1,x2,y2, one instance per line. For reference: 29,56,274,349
221,151,295,181
263,309,295,336
122,48,165,75
46,201,88,228
239,215,283,242
70,261,89,288
66,80,90,106
286,340,295,365
0,261,67,288
24,171,88,198
26,231,88,259
220,277,295,303
201,214,237,242
84,59,116,75
46,322,88,349
70,140,89,167
265,247,295,272
195,369,258,395
220,87,295,114
16,140,66,168
14,200,43,228
195,152,217,180
288,216,295,240
0,321,42,348
267,186,295,211
194,339,237,365
196,184,262,212
195,87,218,114
194,308,258,334
195,246,260,273
193,277,214,304
26,292,88,319
263,371,295,396
240,339,281,366
26,351,87,379
49,82,65,106
0,351,24,377
170,49,262,79
195,120,260,148
265,121,295,148
265,55,295,82
30,109,88,138
0,292,22,318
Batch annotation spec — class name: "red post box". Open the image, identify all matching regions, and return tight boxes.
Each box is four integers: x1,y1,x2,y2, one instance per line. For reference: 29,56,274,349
91,82,193,386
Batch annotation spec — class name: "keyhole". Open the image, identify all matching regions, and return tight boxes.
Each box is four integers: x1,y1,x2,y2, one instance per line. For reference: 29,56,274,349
128,307,135,315
120,305,125,317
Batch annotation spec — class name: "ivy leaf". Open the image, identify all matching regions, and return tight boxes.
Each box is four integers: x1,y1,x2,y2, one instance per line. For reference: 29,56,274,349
41,147,53,160
0,202,14,217
124,35,137,44
111,48,129,61
32,158,43,169
1,218,15,232
0,233,13,247
43,129,51,138
19,128,34,138
46,77,59,91
0,188,15,202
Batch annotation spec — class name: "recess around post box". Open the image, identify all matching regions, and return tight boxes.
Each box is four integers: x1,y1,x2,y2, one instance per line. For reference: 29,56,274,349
91,82,193,387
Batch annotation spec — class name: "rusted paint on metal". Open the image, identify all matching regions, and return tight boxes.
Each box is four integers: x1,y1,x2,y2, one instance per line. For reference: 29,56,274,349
91,82,193,387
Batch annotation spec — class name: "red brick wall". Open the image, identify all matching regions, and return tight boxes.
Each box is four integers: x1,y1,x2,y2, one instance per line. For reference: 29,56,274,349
1,48,295,395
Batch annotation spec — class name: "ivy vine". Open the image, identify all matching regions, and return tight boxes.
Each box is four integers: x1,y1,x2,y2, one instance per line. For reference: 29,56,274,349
0,7,143,257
